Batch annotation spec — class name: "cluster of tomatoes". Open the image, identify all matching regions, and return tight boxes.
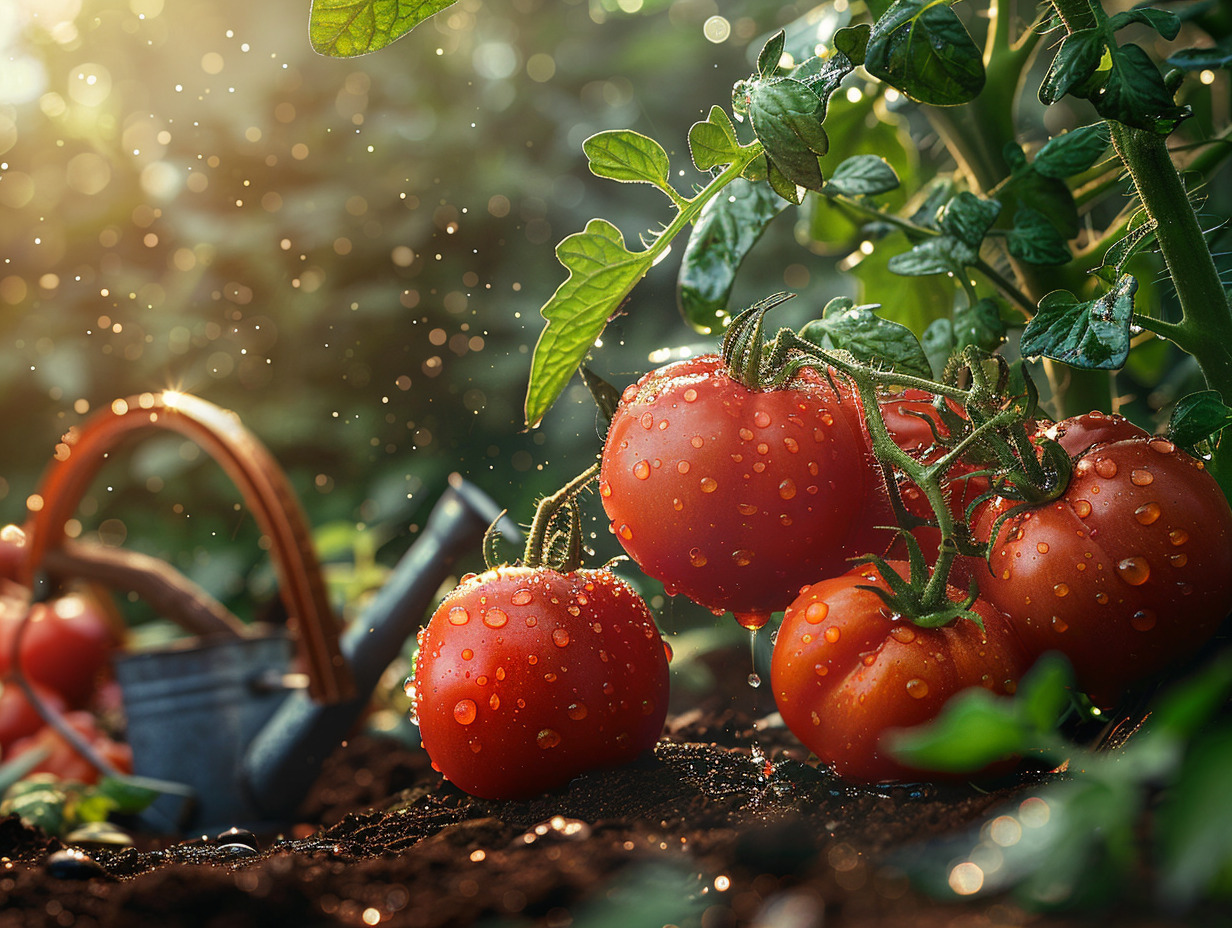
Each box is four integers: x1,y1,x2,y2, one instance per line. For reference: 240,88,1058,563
0,525,131,784
413,347,1232,796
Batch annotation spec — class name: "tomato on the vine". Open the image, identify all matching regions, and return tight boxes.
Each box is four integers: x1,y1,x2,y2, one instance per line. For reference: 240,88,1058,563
0,591,118,707
600,354,888,628
0,681,66,752
974,418,1232,707
771,560,1028,783
412,565,670,800
5,710,132,785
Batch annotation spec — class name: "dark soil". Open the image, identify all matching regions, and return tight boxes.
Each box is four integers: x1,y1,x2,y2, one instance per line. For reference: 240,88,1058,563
0,661,1222,928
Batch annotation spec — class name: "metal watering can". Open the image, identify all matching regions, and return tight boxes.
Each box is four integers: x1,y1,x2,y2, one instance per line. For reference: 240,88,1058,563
20,391,511,832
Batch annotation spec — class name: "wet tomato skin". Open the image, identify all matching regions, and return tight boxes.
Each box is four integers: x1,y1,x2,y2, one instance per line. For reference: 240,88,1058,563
974,426,1232,707
771,561,1029,783
600,354,887,628
412,566,670,800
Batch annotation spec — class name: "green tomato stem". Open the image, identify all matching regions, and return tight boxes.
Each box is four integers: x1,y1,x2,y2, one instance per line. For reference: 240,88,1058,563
523,463,601,569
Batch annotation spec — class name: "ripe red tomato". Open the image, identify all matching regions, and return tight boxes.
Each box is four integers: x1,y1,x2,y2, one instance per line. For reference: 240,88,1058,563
6,710,133,785
770,560,1028,783
0,591,118,707
880,390,988,561
974,421,1232,707
600,354,888,629
0,681,67,751
411,565,670,800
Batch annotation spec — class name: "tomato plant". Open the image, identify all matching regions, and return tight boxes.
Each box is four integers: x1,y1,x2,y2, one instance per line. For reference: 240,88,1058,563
771,560,1028,783
0,591,118,709
0,681,66,752
5,710,132,786
974,423,1232,707
600,348,888,629
411,469,670,800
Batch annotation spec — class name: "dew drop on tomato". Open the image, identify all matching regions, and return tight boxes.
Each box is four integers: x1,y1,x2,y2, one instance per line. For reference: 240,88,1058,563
662,639,674,662
1169,553,1188,568
1131,469,1154,486
906,678,929,699
1053,583,1069,598
489,694,500,710
599,480,612,498
1116,556,1151,586
551,628,570,648
1131,610,1157,632
453,699,477,725
683,388,698,402
890,625,916,643
700,476,718,493
734,610,769,630
689,547,707,567
469,740,482,754
1134,502,1161,525
1036,542,1050,554
824,627,841,643
783,437,799,453
483,608,509,628
804,601,829,624
567,703,588,720
732,549,753,566
737,502,758,516
1073,499,1092,518
1095,458,1118,478
778,478,797,500
618,524,634,540
633,460,651,480
1168,529,1188,546
738,427,754,442
1149,439,1175,454
753,410,771,428
1095,592,1109,605
1051,616,1069,632
676,460,691,475
537,729,561,749
461,648,473,660
690,435,704,449
448,606,470,626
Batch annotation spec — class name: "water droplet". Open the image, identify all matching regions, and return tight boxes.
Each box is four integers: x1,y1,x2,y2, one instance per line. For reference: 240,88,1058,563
683,388,698,403
732,549,754,566
552,628,571,648
511,588,534,606
1095,592,1109,605
756,442,770,455
489,694,500,710
495,667,506,681
814,664,828,677
736,502,758,516
461,648,474,660
1134,502,1161,525
700,477,718,493
544,672,557,682
633,460,651,480
1117,556,1151,586
1149,439,1175,454
1131,469,1153,486
537,729,561,749
890,625,916,643
1073,499,1092,518
747,672,762,688
1036,542,1050,554
1168,529,1188,546
1169,552,1188,568
778,478,797,500
676,460,691,475
621,384,638,403
1095,458,1118,479
804,601,829,624
1053,582,1069,597
484,608,509,628
753,410,771,428
618,523,633,540
783,437,799,453
735,611,769,630
689,547,708,567
528,654,538,665
567,703,588,720
906,678,929,699
738,427,754,442
599,480,612,498
454,699,477,725
1130,610,1156,632
824,626,841,643
448,606,470,625
525,615,538,627
1050,616,1069,632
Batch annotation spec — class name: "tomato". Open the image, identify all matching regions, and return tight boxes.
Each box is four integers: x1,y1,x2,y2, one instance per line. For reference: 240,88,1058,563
5,710,132,785
0,523,27,582
880,390,988,561
600,354,888,629
0,681,67,751
0,591,118,707
1035,409,1147,458
770,560,1028,783
974,421,1232,707
411,565,670,800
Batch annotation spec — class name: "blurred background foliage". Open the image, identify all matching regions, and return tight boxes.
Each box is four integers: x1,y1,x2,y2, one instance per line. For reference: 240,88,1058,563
0,0,827,633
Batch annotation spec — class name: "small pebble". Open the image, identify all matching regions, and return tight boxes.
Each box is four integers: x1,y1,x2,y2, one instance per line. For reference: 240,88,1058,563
215,827,260,851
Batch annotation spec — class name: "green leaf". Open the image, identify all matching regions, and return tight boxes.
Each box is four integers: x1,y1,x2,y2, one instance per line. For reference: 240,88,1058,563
1018,654,1075,733
1003,169,1080,238
757,30,787,78
952,296,1007,353
525,219,656,427
937,191,1001,249
887,235,977,276
308,0,454,57
1144,652,1232,741
748,78,828,191
825,154,901,197
1156,725,1232,908
1107,8,1182,42
1039,29,1105,105
887,689,1031,772
1095,44,1191,133
865,0,986,106
833,23,871,65
96,776,161,814
1033,123,1112,179
799,299,934,379
1007,207,1073,266
1020,275,1137,370
1168,390,1232,450
678,178,788,333
688,106,743,172
1168,40,1232,71
584,130,673,190
850,231,958,334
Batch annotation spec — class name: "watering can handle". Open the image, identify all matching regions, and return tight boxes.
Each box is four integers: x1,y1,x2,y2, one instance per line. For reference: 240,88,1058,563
22,391,354,703
241,476,517,821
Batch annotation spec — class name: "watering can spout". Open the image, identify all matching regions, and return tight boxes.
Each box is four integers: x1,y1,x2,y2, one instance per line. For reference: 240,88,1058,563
240,476,516,823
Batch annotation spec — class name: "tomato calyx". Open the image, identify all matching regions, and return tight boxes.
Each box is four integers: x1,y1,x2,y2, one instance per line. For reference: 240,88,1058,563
853,540,985,631
484,463,602,574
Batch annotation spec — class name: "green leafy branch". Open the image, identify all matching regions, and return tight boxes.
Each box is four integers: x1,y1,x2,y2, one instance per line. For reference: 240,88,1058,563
308,0,456,57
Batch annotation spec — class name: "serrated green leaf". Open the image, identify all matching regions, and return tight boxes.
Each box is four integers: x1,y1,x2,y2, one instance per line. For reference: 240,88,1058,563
584,130,673,190
865,0,986,106
937,191,1001,249
886,689,1030,772
1168,389,1232,450
952,296,1007,352
1039,28,1105,105
525,220,655,427
1095,43,1191,133
1007,207,1073,266
1033,123,1112,179
887,235,977,276
799,299,933,379
678,178,788,333
748,78,828,191
309,0,454,57
826,154,900,197
1020,276,1137,370
1107,8,1181,42
688,106,743,172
